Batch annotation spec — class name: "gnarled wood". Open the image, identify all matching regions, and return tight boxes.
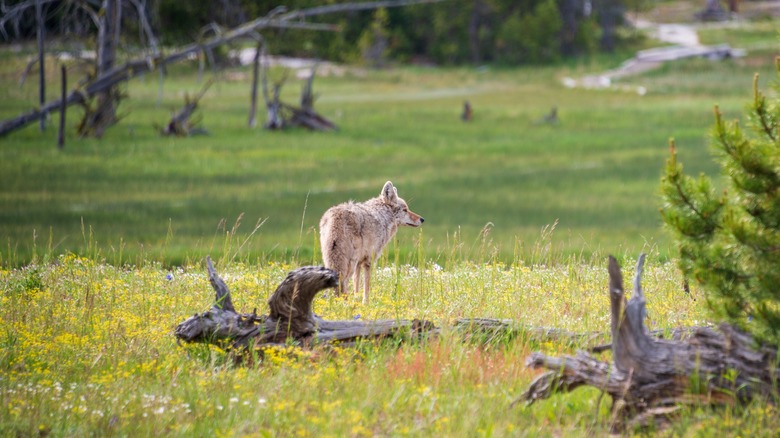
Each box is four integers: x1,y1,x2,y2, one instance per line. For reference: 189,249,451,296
261,64,336,132
160,80,212,136
174,257,437,354
518,255,780,432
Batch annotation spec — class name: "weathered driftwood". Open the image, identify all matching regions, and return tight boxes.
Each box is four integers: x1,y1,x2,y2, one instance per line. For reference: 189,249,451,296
160,80,212,136
174,257,436,353
262,68,287,130
289,64,337,131
261,63,336,132
517,255,780,432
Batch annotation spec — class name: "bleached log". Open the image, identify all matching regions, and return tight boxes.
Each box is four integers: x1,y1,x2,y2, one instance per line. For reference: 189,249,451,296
174,257,436,354
517,255,779,432
160,80,212,136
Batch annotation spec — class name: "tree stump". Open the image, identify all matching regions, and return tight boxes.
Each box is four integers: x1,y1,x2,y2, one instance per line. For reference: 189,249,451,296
175,257,436,355
517,255,779,432
261,65,336,132
160,80,212,136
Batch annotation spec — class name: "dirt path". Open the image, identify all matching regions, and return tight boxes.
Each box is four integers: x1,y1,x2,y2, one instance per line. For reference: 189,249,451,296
562,19,739,94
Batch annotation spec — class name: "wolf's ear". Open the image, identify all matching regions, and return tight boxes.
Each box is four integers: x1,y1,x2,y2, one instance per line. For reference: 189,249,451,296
381,181,396,201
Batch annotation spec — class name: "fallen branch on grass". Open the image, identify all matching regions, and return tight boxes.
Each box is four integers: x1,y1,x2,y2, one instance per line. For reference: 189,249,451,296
175,256,709,358
261,62,337,131
174,257,436,354
159,80,212,136
516,254,780,432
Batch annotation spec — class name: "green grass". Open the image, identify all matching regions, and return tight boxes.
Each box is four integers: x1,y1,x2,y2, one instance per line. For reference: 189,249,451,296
2,254,778,436
697,20,780,49
2,43,778,267
5,253,779,437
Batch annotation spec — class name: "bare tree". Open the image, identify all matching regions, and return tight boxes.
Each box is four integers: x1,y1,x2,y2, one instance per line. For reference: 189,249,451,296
248,37,265,128
81,0,121,138
36,0,45,132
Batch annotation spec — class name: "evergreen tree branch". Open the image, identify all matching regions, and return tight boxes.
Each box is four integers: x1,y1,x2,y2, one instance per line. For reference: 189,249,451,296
752,73,777,143
664,140,721,235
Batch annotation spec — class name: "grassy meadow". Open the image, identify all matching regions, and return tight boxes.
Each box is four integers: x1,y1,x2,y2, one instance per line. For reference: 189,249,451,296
0,34,776,267
2,11,780,436
6,253,780,437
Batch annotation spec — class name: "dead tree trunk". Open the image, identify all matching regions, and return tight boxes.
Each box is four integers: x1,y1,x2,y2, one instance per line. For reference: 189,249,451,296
58,65,66,149
260,59,336,131
248,38,264,128
517,254,779,432
288,64,337,131
175,257,436,354
262,70,287,130
36,0,45,132
86,0,120,138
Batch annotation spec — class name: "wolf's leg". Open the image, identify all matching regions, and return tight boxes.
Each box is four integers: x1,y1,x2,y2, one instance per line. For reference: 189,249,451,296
362,262,371,305
338,274,347,297
352,261,361,297
338,260,355,297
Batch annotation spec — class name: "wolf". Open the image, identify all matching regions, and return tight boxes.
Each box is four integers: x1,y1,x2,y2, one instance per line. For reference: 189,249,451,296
319,181,424,304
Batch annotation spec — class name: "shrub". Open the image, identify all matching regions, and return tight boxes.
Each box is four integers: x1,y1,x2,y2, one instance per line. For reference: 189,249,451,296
660,59,780,344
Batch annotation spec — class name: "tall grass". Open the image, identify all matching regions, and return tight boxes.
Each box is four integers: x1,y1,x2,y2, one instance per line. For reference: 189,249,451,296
2,248,778,436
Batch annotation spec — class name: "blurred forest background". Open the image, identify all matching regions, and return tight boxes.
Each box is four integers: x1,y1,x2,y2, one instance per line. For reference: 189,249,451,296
1,0,653,67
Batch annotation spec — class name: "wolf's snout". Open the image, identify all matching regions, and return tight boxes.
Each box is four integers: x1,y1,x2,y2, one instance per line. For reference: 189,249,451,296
420,217,425,223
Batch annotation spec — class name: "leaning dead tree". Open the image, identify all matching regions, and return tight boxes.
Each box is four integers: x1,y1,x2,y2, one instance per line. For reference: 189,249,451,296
175,257,436,354
518,255,779,432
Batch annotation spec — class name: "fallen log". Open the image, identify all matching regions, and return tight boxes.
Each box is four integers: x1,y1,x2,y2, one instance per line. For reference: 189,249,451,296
287,64,337,131
516,254,779,432
174,257,437,354
261,62,336,131
160,80,212,136
454,318,701,352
